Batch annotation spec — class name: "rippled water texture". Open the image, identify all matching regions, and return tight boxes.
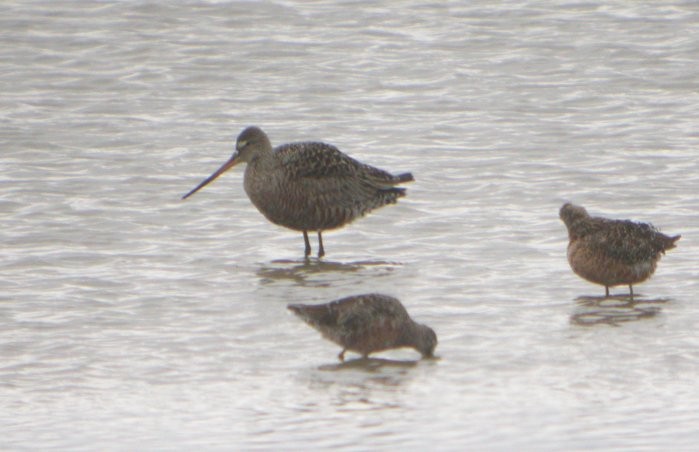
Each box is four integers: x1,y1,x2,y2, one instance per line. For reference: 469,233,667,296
2,1,699,449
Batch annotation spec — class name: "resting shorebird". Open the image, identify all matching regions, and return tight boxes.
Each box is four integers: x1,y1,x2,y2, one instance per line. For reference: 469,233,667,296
559,202,680,299
183,126,413,258
288,294,437,361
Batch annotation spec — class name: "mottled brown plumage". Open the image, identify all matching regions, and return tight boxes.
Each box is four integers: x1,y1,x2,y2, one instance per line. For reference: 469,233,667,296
560,203,680,298
287,294,437,361
183,126,413,258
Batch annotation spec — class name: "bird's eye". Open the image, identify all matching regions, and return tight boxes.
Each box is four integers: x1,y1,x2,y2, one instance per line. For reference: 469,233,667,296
237,140,248,150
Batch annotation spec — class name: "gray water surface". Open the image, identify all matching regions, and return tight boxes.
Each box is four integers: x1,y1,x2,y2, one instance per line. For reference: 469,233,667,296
2,1,699,450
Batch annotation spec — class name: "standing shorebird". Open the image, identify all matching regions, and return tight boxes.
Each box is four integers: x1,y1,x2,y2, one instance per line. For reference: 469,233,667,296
287,294,437,361
182,126,413,258
559,203,680,299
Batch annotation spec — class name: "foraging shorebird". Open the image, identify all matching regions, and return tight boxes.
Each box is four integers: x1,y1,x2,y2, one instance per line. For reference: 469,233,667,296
287,294,437,361
559,203,680,299
183,126,413,258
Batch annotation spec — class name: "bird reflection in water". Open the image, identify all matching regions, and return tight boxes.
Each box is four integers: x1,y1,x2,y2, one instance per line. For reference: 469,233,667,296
570,295,668,326
318,356,424,372
256,259,401,287
304,358,431,410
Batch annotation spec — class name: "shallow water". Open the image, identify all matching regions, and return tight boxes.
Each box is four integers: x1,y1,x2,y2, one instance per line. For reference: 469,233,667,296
2,1,699,449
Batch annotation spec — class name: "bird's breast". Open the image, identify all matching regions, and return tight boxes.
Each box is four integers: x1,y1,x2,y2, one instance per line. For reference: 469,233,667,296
243,166,328,231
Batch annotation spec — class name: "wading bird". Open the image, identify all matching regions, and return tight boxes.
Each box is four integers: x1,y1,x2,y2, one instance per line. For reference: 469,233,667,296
559,202,680,299
183,126,413,258
288,294,437,361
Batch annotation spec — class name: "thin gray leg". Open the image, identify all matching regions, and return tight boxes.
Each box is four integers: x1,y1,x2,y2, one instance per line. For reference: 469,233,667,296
303,231,311,257
317,231,325,258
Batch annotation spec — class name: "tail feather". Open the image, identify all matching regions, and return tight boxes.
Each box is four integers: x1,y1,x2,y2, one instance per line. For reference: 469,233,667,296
665,234,681,250
395,172,414,183
381,186,407,198
378,173,411,198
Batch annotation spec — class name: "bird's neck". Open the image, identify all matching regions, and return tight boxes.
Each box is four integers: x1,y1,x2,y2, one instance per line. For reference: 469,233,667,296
247,149,275,172
243,151,277,194
566,216,596,241
398,322,423,348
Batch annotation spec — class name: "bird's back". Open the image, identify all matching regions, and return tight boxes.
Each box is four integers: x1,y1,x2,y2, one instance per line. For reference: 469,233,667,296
582,217,679,265
277,142,410,184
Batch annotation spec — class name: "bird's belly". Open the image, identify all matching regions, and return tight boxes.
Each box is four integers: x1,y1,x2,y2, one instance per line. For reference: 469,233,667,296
245,184,358,232
568,241,658,287
324,324,399,356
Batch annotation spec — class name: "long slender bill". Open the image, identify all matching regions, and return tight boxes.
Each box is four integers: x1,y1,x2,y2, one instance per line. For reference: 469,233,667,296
182,153,240,199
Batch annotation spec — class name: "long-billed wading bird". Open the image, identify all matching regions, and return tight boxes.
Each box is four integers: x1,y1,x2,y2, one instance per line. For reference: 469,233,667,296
287,293,437,361
559,202,680,299
182,126,413,258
